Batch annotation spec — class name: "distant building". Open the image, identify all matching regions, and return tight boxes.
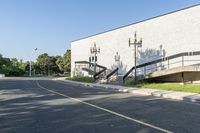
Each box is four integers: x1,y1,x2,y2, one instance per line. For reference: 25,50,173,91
71,4,200,82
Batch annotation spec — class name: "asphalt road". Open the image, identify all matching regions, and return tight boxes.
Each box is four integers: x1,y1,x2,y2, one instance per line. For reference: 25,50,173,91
0,79,200,133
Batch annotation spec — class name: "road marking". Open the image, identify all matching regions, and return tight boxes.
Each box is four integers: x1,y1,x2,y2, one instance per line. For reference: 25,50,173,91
36,80,173,133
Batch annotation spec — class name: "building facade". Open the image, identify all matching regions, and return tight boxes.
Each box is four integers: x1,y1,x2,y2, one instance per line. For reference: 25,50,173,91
71,5,200,78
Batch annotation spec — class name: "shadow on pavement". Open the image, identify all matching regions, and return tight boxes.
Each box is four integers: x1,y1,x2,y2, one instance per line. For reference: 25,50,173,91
0,80,158,133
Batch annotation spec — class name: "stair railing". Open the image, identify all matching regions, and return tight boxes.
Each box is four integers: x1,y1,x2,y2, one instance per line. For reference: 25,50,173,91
106,68,119,80
75,61,106,69
75,61,107,80
94,67,107,80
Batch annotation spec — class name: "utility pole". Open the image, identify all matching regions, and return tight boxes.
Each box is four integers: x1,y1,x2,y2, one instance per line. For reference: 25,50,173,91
90,43,100,80
29,48,38,77
129,32,142,81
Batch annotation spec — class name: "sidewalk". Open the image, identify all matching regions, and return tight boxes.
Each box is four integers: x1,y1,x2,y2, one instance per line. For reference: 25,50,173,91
53,78,200,104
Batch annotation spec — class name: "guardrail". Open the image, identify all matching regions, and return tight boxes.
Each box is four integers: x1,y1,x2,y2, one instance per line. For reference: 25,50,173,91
123,51,200,83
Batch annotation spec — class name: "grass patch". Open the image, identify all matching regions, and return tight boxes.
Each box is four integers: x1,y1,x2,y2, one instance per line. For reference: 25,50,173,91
125,80,200,94
66,76,94,83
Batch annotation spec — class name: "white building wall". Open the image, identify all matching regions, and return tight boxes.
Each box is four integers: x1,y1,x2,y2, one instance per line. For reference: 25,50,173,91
0,74,5,78
71,5,200,77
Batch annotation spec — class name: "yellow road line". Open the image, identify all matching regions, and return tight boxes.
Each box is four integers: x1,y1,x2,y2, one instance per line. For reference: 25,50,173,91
36,80,173,133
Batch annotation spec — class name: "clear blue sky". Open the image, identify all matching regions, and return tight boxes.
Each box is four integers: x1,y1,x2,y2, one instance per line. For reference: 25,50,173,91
0,0,199,61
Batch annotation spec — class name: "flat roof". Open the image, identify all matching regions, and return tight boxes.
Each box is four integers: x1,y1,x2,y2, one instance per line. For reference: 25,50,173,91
72,4,200,43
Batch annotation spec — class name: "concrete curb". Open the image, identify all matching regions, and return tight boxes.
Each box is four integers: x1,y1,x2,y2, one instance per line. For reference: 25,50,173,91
53,78,200,104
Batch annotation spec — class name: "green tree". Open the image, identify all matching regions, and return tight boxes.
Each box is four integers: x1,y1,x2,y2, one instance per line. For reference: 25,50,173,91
63,50,71,73
36,53,61,76
0,56,12,75
37,53,49,75
0,54,3,70
0,55,25,76
0,49,71,77
56,56,64,72
47,56,60,75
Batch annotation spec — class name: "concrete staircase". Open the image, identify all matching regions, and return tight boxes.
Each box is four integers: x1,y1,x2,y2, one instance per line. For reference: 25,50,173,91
107,75,124,85
97,68,124,85
97,74,124,85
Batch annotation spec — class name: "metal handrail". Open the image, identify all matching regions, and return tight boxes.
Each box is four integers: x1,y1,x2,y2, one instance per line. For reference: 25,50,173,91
94,68,107,80
106,68,118,80
75,60,107,81
123,51,200,83
75,61,106,69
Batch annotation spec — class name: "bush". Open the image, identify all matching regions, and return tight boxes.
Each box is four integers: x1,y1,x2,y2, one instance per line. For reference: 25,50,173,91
125,80,147,88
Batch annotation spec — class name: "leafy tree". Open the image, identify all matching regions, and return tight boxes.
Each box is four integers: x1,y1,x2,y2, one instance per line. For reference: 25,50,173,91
11,58,19,67
0,49,71,77
18,59,26,71
0,56,12,75
63,50,71,73
56,56,64,72
0,54,3,70
37,53,49,75
36,53,61,76
0,55,25,76
47,56,60,75
33,63,42,75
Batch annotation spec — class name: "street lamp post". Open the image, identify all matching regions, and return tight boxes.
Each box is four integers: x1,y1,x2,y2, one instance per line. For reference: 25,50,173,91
114,52,120,67
129,32,142,82
29,48,38,77
90,43,100,80
29,60,32,77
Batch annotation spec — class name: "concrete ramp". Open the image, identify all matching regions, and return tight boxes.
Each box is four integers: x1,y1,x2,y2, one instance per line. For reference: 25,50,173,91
146,66,200,82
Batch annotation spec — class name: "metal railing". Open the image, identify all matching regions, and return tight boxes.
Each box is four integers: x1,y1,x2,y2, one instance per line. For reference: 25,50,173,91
75,61,107,80
123,51,200,83
106,67,118,80
75,61,106,69
94,67,107,80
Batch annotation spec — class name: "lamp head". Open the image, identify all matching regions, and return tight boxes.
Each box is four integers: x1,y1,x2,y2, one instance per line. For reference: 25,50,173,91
98,47,100,53
138,43,142,48
140,38,142,44
90,47,94,53
134,32,137,39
